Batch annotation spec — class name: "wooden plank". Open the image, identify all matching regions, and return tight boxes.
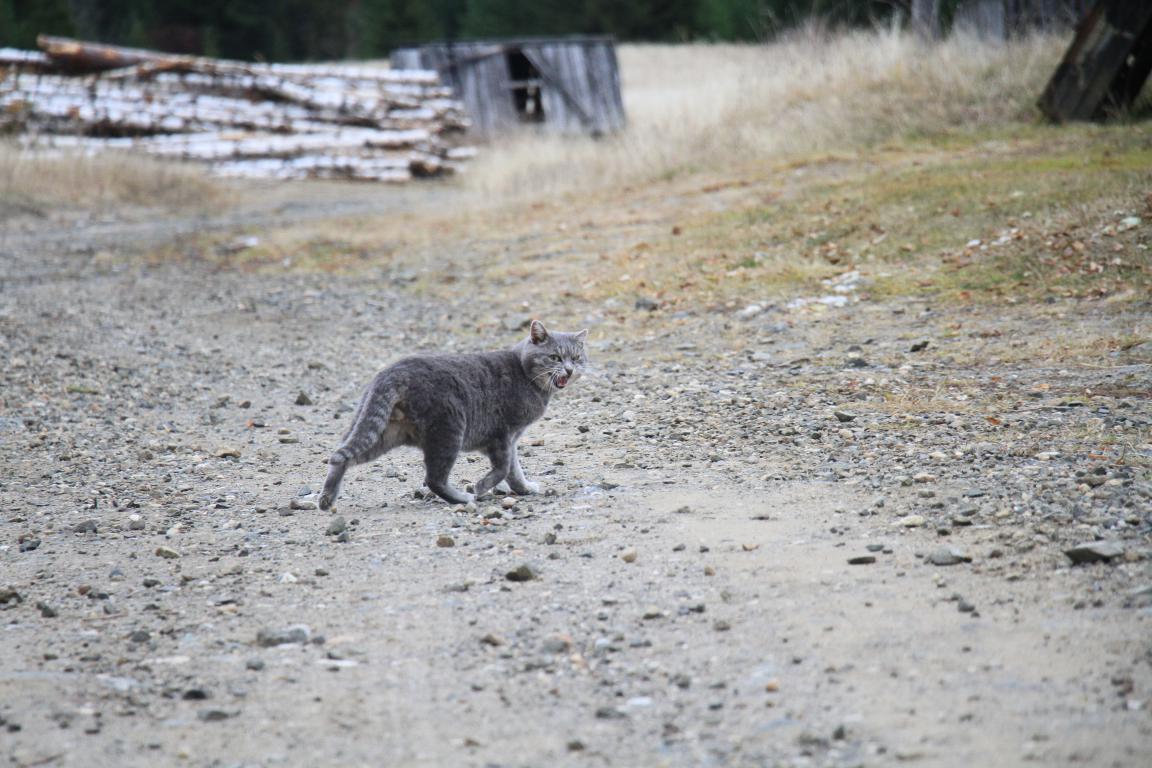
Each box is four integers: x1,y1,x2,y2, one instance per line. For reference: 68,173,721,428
1038,0,1152,121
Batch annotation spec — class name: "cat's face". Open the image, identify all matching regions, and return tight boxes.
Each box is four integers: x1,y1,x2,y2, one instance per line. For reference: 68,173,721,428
522,320,589,393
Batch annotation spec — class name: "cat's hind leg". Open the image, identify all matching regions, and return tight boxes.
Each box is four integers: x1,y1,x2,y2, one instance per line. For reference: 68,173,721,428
423,425,474,505
319,400,402,512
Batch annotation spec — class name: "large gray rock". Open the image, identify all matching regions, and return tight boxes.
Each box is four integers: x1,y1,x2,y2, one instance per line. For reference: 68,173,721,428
1064,541,1125,565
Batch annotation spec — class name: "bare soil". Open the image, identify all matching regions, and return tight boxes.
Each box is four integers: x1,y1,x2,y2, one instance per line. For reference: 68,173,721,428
1,179,1150,768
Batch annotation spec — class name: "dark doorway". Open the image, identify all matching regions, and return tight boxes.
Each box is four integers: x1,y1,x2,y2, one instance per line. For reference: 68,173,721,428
505,49,545,123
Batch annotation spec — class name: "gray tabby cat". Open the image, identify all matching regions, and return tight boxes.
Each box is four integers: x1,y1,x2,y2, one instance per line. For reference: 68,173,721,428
318,320,588,509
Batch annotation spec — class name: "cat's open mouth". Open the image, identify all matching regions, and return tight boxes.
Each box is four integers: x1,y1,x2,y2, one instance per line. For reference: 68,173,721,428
554,374,569,389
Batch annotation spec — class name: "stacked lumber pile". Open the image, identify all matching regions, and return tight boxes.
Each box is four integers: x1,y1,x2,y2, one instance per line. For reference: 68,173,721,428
0,36,474,182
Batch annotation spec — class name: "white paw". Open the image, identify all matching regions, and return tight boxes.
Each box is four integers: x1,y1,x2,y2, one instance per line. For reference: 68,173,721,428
495,481,512,494
517,481,540,495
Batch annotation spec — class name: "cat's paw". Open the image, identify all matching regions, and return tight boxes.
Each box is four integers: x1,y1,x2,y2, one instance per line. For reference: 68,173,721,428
513,481,540,495
495,481,512,494
318,493,333,511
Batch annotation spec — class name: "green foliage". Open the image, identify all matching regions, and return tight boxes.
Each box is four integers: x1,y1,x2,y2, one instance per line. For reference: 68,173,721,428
0,0,906,59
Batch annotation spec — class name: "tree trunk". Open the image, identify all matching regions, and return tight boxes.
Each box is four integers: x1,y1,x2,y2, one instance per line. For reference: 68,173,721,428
911,0,943,40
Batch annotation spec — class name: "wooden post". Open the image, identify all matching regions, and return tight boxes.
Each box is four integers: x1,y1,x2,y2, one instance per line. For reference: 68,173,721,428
1037,0,1152,121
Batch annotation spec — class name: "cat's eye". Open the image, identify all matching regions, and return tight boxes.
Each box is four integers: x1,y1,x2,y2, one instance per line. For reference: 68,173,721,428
550,354,562,361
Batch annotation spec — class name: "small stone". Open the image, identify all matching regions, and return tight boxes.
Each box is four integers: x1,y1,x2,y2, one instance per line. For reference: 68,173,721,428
325,516,347,536
595,706,627,720
634,297,659,312
713,620,731,632
1064,541,1125,565
848,555,876,565
703,566,716,576
294,391,313,406
910,340,930,352
36,601,57,618
0,587,22,605
290,498,317,511
505,564,537,582
543,532,557,545
142,578,160,588
216,446,241,459
256,625,311,647
642,607,665,620
764,679,780,692
72,519,98,534
480,633,505,647
154,546,180,560
957,600,977,613
567,740,585,752
500,497,517,510
834,410,856,423
897,515,925,528
127,515,145,531
866,543,885,552
197,709,236,722
245,659,265,671
277,572,298,584
620,547,638,563
436,535,455,548
913,472,936,484
928,547,972,566
129,630,151,644
540,635,573,654
19,538,40,553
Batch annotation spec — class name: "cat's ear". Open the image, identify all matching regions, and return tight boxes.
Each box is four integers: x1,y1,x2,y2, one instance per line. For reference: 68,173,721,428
529,319,550,344
575,329,589,345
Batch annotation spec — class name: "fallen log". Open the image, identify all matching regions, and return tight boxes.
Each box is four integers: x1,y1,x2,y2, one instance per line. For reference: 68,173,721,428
37,35,438,84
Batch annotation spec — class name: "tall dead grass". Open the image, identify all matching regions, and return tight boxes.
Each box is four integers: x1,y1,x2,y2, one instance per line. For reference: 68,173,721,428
0,145,221,216
464,28,1066,202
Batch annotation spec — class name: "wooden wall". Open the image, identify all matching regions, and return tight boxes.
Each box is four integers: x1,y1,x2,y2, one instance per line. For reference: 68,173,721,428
392,37,626,138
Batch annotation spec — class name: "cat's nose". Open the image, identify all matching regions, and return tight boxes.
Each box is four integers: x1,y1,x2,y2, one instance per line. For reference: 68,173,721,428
564,364,574,376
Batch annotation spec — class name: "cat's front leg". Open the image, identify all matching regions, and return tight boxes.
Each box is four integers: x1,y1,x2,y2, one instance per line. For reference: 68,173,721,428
506,441,540,495
474,442,512,498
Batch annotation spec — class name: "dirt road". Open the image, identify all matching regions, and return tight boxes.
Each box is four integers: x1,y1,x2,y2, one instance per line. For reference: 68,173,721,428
1,185,1150,768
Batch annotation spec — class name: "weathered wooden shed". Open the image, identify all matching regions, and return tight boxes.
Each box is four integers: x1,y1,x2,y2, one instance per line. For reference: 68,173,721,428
390,36,625,138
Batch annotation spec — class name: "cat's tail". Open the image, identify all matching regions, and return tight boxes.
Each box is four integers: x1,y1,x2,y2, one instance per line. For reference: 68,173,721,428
319,376,397,511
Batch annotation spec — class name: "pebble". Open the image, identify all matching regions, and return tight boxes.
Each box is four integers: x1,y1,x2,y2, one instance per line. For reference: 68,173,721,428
913,472,936,484
848,555,876,565
294,391,313,406
866,543,885,552
19,538,40,552
541,635,573,654
290,498,318,511
479,633,505,647
834,410,856,423
927,547,972,566
72,519,98,534
500,497,517,510
505,563,537,582
1064,541,1125,565
620,547,638,563
154,546,180,559
245,659,265,671
325,516,347,536
216,446,241,459
897,515,925,528
713,620,732,632
0,587,22,605
634,297,659,312
256,625,311,647
36,601,57,618
197,709,237,722
642,607,665,620
436,534,455,548
127,515,145,531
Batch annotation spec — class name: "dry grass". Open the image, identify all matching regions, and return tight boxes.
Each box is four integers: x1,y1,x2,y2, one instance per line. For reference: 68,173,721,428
0,144,222,217
464,28,1065,203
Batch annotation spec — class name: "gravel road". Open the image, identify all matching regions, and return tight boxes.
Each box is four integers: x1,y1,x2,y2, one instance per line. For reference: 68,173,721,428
1,190,1150,768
